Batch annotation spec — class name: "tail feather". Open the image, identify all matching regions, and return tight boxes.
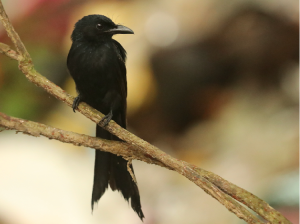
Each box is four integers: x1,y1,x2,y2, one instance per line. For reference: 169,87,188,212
91,150,110,210
92,125,144,220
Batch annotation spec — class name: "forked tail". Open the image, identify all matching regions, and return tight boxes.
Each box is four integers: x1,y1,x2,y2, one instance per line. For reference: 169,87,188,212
92,126,144,220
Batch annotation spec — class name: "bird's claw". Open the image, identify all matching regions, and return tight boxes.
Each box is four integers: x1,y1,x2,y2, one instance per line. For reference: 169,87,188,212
72,95,82,112
99,110,113,127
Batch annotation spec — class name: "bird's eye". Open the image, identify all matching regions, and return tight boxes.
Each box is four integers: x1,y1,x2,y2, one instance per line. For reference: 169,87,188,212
96,24,102,29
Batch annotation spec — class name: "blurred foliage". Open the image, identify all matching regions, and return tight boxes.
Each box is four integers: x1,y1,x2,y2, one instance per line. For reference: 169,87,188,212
0,43,68,120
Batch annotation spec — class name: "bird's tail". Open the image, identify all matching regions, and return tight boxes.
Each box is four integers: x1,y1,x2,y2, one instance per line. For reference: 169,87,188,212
92,126,144,220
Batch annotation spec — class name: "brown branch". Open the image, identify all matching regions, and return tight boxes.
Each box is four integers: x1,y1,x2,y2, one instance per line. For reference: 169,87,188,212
0,112,265,224
196,168,287,224
0,1,30,60
0,112,139,159
0,42,23,61
0,2,292,224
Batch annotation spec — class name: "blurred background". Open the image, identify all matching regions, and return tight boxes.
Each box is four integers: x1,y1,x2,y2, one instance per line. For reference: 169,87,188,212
0,0,298,223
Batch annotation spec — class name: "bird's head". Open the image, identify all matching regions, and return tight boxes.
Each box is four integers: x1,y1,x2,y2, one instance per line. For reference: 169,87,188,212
71,15,134,42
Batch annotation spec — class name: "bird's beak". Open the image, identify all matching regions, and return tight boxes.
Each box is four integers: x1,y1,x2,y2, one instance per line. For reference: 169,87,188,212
106,25,134,35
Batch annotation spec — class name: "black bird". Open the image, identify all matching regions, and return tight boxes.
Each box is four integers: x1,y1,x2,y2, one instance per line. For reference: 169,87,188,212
67,15,144,220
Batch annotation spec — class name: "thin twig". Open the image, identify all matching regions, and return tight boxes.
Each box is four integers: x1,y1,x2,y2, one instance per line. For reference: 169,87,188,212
0,42,23,61
126,159,138,184
0,1,31,60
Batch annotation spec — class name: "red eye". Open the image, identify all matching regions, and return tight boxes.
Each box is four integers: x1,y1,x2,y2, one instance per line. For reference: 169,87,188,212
96,24,102,29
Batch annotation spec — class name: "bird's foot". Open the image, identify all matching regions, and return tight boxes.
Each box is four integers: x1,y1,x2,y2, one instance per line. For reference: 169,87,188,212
99,110,113,127
72,95,82,112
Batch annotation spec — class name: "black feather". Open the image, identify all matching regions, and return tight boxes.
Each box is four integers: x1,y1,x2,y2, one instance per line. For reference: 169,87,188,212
67,14,144,220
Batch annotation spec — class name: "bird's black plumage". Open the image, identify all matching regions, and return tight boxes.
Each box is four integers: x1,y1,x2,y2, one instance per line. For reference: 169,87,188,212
67,15,144,220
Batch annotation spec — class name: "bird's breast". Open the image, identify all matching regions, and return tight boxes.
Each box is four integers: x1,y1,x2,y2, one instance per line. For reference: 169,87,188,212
67,41,126,106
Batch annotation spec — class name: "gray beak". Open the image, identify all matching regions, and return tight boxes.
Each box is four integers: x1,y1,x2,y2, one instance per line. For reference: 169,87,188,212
106,25,134,35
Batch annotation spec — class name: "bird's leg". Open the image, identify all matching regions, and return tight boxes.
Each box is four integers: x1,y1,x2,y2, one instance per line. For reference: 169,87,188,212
72,94,82,112
99,110,113,127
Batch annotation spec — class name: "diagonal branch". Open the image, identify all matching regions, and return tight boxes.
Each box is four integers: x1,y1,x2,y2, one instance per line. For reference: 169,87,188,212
0,112,265,224
0,1,291,224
